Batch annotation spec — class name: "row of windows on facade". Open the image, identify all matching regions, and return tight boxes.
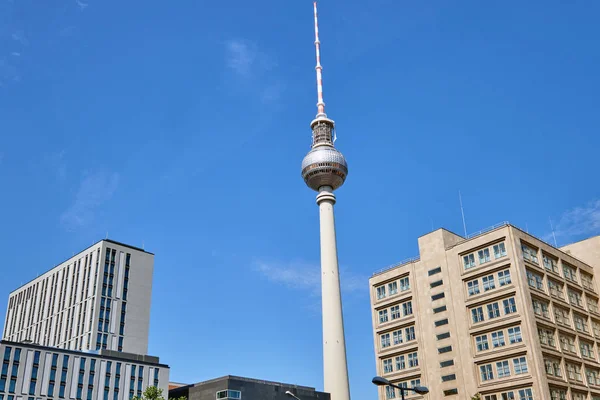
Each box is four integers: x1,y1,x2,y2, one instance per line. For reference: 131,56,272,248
467,269,512,296
527,269,599,313
380,326,416,349
479,356,529,382
378,302,413,325
521,243,595,291
543,354,600,387
480,388,534,400
463,242,507,270
474,325,523,351
7,248,103,337
532,295,600,337
538,324,600,361
215,390,241,400
548,388,600,400
0,347,158,400
382,352,419,373
470,297,518,324
383,379,421,399
6,249,132,350
376,277,410,300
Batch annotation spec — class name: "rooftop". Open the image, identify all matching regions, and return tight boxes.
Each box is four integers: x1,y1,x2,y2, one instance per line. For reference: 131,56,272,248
9,238,153,294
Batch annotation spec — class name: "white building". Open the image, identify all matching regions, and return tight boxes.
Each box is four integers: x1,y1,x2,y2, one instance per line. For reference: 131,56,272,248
0,340,169,400
2,240,154,356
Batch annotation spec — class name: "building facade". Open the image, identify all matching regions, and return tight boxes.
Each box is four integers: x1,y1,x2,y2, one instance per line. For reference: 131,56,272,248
370,223,600,400
168,376,329,400
2,240,154,356
0,340,169,400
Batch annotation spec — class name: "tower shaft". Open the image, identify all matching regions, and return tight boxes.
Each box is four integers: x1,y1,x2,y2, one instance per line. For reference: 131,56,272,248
317,187,351,400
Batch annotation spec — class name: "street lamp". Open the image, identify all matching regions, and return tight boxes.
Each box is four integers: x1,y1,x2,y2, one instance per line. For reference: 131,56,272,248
285,391,302,400
372,376,429,400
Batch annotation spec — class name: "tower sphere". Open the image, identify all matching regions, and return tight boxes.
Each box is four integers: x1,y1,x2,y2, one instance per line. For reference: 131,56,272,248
301,145,348,191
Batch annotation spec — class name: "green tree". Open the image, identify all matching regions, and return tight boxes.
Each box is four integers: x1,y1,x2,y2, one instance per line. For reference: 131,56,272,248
132,386,186,400
471,394,481,400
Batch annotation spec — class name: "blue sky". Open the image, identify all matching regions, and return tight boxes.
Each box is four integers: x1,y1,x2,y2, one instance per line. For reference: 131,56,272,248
1,0,600,398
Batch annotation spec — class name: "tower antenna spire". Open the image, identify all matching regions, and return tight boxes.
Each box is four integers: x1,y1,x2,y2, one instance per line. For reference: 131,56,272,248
313,1,326,119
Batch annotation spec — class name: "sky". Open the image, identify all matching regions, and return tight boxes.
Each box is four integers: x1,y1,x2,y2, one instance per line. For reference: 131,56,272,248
1,0,600,399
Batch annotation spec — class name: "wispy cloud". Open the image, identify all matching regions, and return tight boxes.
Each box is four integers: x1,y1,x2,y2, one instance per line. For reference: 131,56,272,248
45,150,68,182
60,170,120,230
547,200,600,244
253,259,367,296
224,38,283,105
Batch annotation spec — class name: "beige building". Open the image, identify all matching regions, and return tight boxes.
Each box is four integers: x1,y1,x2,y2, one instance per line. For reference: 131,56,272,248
369,223,600,400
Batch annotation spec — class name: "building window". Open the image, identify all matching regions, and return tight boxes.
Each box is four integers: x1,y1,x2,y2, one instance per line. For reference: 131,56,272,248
476,335,489,352
377,286,386,300
527,270,544,290
532,298,550,318
498,270,511,286
467,280,480,296
428,267,442,276
438,346,452,354
580,341,594,359
380,334,390,349
443,389,459,396
432,292,445,301
487,302,500,319
513,357,528,374
518,389,533,400
563,263,578,283
390,305,401,320
478,249,491,264
586,368,599,386
216,390,241,400
472,307,484,323
538,328,556,347
544,358,562,377
550,388,567,400
581,272,595,291
507,326,522,343
393,330,402,345
437,332,450,340
378,310,388,324
405,326,415,341
388,281,398,295
493,243,506,259
463,254,475,269
482,275,496,291
385,386,395,399
496,360,510,378
435,318,449,327
491,331,505,348
383,359,393,373
395,356,405,370
400,277,410,292
441,374,456,382
554,307,570,326
548,279,564,299
570,290,584,308
574,314,589,333
440,360,454,368
480,364,493,381
543,254,559,273
503,298,517,314
407,352,418,368
430,280,443,288
560,334,576,353
433,305,447,314
522,244,538,264
402,301,413,316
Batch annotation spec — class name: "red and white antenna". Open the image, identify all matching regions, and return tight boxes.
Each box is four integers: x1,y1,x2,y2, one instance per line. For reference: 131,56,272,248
313,1,326,119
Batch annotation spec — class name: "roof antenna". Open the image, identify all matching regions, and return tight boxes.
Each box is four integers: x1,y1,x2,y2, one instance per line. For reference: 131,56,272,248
142,241,145,250
106,232,108,239
313,1,326,120
549,217,558,247
459,190,467,237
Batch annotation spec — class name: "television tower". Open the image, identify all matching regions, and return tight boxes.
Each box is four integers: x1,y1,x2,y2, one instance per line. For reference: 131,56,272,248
300,3,351,400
